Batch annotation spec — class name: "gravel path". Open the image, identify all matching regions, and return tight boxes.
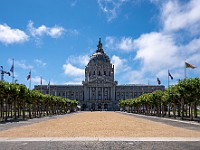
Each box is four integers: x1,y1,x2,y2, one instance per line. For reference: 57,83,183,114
0,111,200,138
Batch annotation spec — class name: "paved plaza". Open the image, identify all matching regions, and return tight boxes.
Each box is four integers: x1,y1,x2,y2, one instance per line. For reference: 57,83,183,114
0,111,200,149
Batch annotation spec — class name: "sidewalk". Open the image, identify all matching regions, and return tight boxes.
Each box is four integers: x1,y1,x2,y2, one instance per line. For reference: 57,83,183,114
119,111,200,131
0,112,79,131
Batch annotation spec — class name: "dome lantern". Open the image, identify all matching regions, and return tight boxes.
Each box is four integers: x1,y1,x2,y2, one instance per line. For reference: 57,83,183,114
88,38,110,65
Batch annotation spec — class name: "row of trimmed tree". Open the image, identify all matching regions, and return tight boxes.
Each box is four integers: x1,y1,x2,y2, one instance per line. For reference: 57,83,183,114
0,81,78,122
119,78,200,121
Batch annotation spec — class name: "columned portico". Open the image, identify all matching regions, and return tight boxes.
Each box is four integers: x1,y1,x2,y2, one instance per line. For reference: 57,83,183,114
82,38,117,110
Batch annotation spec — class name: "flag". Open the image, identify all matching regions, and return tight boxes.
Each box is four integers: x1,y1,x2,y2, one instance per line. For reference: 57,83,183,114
185,62,196,69
157,78,161,85
27,71,31,80
168,71,173,80
10,65,14,73
7,72,11,76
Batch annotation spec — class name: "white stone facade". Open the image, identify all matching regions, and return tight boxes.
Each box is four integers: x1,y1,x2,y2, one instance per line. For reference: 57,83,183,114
35,39,165,110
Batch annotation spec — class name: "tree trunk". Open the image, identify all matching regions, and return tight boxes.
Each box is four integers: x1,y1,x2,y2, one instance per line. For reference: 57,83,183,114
28,104,32,119
188,104,191,118
10,103,12,118
194,101,197,118
190,102,194,121
181,98,184,120
173,103,176,118
168,103,171,117
185,104,188,117
5,98,8,121
14,100,17,119
177,104,181,117
22,101,26,120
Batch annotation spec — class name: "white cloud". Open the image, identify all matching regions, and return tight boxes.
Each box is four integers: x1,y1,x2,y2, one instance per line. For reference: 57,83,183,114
181,38,200,65
48,26,65,38
105,36,115,49
63,63,84,77
0,24,29,44
27,21,65,38
132,33,200,83
106,32,200,84
106,32,185,84
122,70,146,84
105,36,134,51
103,0,200,85
8,59,33,70
64,77,83,85
34,59,47,67
67,55,89,67
111,55,129,73
97,0,130,22
118,37,134,51
65,29,79,35
62,54,89,80
32,76,47,85
134,32,181,71
161,0,200,34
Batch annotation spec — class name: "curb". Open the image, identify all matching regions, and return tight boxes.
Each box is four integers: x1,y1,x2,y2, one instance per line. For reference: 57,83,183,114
120,112,200,126
0,137,200,142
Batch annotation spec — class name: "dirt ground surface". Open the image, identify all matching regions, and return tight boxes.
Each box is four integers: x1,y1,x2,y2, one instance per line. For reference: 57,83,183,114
0,112,200,138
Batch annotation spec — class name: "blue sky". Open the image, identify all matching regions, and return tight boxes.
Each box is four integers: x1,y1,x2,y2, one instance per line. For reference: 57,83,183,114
0,0,200,89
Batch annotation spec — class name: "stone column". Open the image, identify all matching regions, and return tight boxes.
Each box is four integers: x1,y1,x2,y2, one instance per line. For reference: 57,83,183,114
89,87,92,100
96,87,98,100
83,85,87,101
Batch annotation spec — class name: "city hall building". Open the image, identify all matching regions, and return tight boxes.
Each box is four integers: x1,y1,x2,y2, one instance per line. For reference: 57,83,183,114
35,39,165,111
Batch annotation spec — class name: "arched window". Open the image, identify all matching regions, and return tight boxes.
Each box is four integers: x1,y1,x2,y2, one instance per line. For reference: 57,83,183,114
104,71,106,75
98,71,101,76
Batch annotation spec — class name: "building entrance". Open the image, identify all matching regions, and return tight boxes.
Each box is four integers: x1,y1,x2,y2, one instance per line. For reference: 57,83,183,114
104,103,108,111
98,103,102,111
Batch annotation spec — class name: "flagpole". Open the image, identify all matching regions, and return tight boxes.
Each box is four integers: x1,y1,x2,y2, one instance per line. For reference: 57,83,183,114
12,59,14,83
48,81,51,95
55,87,57,96
1,66,4,81
40,76,42,93
184,62,186,79
167,70,170,116
168,70,170,89
29,69,31,89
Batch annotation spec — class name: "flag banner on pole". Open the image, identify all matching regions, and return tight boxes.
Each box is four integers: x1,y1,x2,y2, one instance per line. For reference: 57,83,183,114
10,65,14,73
7,72,11,76
185,62,196,69
27,71,31,80
168,71,173,80
157,78,161,85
